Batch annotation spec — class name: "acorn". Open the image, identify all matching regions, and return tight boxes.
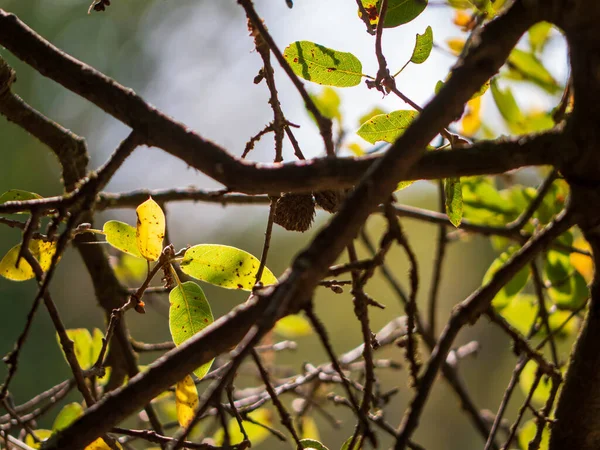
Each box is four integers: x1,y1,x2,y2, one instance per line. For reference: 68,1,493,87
314,189,345,213
274,193,315,232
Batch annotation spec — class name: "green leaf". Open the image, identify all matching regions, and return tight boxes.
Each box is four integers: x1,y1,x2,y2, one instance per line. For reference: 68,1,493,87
356,110,417,144
169,281,214,379
507,48,559,94
0,189,43,214
360,0,428,28
483,247,530,310
103,221,143,259
58,328,104,370
498,294,537,335
395,181,415,192
519,360,554,406
309,87,342,121
529,22,552,53
410,26,433,64
490,79,523,125
358,107,387,126
519,419,549,450
273,314,313,338
283,41,362,87
341,436,361,450
435,78,489,99
25,430,53,449
53,403,84,432
462,177,517,225
180,244,277,290
444,177,463,227
300,439,329,450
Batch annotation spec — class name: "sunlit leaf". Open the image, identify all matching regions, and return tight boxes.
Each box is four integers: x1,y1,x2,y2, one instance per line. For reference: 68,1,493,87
395,181,415,192
358,107,387,126
103,221,143,259
57,328,104,371
309,87,342,121
52,403,84,432
444,177,463,227
519,360,555,406
0,189,43,214
169,281,214,379
570,237,593,283
453,10,472,30
519,419,549,450
529,22,553,53
214,409,273,446
491,79,523,125
0,240,58,281
136,197,165,262
341,435,362,450
273,314,313,338
112,253,147,283
85,438,123,450
283,41,362,87
346,142,366,156
180,244,277,290
499,294,537,335
484,247,530,310
507,48,559,94
462,177,517,225
299,416,320,441
461,96,482,136
300,438,329,450
410,26,433,64
176,374,199,427
446,37,465,55
356,110,417,144
360,0,427,28
25,430,53,449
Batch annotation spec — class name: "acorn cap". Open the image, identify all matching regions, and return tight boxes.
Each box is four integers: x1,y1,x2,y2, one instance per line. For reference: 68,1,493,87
314,190,345,213
274,193,315,232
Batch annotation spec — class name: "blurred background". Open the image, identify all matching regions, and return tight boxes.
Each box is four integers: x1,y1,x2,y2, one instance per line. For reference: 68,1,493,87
0,0,570,448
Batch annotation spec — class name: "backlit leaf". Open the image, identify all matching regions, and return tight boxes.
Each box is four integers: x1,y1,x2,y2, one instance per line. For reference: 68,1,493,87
0,189,43,214
358,107,387,126
356,110,417,144
360,0,427,28
396,181,415,192
484,247,530,310
300,438,329,450
491,79,522,125
103,221,143,259
519,419,549,450
283,41,362,87
169,281,214,379
0,240,58,281
570,237,593,283
410,26,433,64
25,430,52,449
180,244,277,290
446,37,465,55
529,22,552,53
59,328,104,370
519,360,554,406
444,177,463,227
508,48,559,93
136,197,165,262
85,438,123,450
176,375,199,427
498,294,537,335
300,416,320,441
214,409,273,446
53,403,84,432
341,435,362,450
461,96,482,136
273,314,313,338
309,87,342,121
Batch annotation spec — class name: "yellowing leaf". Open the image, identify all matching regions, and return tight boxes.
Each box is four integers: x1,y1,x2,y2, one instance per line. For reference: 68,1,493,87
53,402,84,432
446,37,465,55
360,0,427,28
85,438,123,450
273,314,313,338
309,87,342,121
0,240,58,281
453,10,472,30
461,96,482,136
25,430,53,449
445,177,463,227
103,221,143,258
176,375,199,427
136,197,165,262
283,41,362,87
346,142,366,156
519,419,549,450
214,409,273,446
570,237,593,283
300,416,320,441
169,281,214,379
180,244,277,290
58,328,104,370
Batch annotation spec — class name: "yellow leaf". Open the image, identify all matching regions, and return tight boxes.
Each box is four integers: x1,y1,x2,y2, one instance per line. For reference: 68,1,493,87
85,438,123,449
25,430,52,449
461,96,482,136
176,374,199,427
571,237,593,283
446,37,465,55
273,314,313,338
0,240,58,281
300,416,320,441
136,197,165,262
214,409,272,446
